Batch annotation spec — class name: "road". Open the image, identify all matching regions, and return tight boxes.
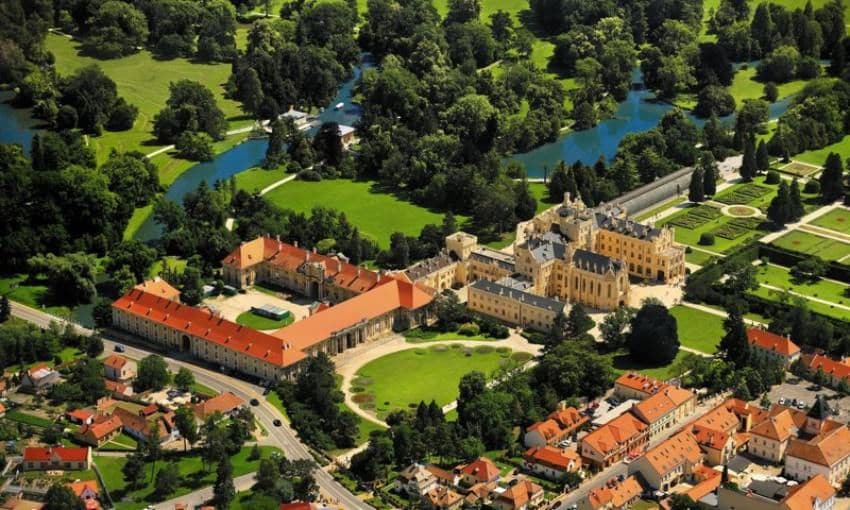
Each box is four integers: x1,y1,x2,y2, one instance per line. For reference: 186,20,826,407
9,301,373,510
153,472,257,510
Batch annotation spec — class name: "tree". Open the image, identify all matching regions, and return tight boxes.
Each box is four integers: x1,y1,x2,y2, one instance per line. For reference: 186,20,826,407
154,462,180,498
741,136,757,181
756,140,770,173
84,1,149,58
235,67,264,118
180,265,204,306
174,367,195,392
107,240,157,282
792,256,827,281
764,82,779,102
174,406,198,452
0,295,8,323
700,151,718,197
214,458,236,509
628,303,680,365
27,253,98,305
789,179,804,221
689,167,705,202
60,65,120,134
122,452,146,490
819,152,845,202
86,336,104,358
44,484,84,510
599,307,635,350
566,303,595,337
312,122,344,167
767,180,792,226
264,118,291,169
153,80,227,143
694,85,736,118
176,132,214,161
718,305,750,367
135,355,170,392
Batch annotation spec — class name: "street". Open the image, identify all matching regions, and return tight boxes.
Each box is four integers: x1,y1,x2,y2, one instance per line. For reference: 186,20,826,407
9,301,373,510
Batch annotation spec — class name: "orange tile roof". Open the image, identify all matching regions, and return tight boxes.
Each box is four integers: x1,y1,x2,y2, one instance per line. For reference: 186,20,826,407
787,423,850,467
747,328,800,356
112,288,301,367
24,447,88,463
103,355,128,370
686,467,721,502
272,278,433,349
425,486,462,508
67,480,98,498
67,409,93,422
582,413,648,457
615,373,665,395
548,407,589,432
690,424,731,451
191,392,244,419
802,354,850,382
631,386,694,424
585,476,643,509
526,419,561,441
134,277,180,301
783,474,835,510
103,379,129,394
495,479,542,509
78,414,123,441
523,446,580,471
458,457,500,483
693,402,740,434
751,408,799,442
639,430,702,477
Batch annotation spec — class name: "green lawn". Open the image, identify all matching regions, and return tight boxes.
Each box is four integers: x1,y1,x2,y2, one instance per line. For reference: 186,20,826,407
727,66,809,105
234,167,289,193
263,179,459,248
529,182,559,213
101,433,138,451
235,310,294,330
634,196,687,222
0,273,72,317
95,446,279,510
352,345,514,419
189,382,218,398
669,306,724,354
403,328,496,343
610,350,694,381
686,248,719,266
751,285,850,321
771,230,850,261
5,411,54,428
265,392,289,420
148,256,187,279
811,209,850,235
795,135,850,167
756,263,850,309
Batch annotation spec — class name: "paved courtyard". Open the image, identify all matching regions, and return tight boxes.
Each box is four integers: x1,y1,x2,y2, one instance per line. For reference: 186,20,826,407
760,374,850,423
203,288,313,325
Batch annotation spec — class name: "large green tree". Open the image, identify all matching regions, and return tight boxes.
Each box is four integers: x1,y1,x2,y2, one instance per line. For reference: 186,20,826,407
819,152,845,202
628,303,680,365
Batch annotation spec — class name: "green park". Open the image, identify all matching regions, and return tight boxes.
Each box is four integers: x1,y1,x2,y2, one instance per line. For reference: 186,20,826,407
750,263,850,321
811,208,850,235
670,305,724,354
771,231,850,261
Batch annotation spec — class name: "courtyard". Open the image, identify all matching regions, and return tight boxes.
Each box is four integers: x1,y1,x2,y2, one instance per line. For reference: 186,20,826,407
761,375,850,424
201,286,312,331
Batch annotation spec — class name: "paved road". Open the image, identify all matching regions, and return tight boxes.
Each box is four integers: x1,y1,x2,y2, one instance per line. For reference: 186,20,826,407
9,301,372,510
152,472,257,510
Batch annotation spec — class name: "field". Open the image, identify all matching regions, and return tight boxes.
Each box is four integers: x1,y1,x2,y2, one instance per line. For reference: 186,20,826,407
795,135,850,167
46,34,250,169
771,230,850,261
95,446,279,510
811,209,850,235
352,344,514,419
669,306,724,354
661,204,765,254
263,179,459,248
235,310,294,330
234,167,289,194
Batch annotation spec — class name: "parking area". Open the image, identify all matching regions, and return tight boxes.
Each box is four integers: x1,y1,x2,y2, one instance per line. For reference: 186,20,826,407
760,374,849,422
203,288,313,325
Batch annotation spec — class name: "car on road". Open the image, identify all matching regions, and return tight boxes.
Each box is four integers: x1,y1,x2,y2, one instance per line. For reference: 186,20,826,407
114,344,125,353
250,398,259,406
273,419,282,427
779,398,786,406
797,401,806,409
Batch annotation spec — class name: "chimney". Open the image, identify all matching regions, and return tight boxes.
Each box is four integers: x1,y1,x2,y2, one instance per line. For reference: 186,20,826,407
294,240,298,248
312,246,317,253
337,260,342,272
276,234,280,241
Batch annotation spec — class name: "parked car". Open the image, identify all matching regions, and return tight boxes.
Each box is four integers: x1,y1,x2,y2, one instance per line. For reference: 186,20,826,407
250,398,259,406
797,401,806,409
114,344,125,353
778,398,786,406
273,419,282,427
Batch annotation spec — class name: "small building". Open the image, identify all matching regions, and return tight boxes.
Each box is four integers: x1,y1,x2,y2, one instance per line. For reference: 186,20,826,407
22,447,91,471
112,407,177,444
395,463,438,499
457,457,500,487
424,486,463,510
134,277,181,301
492,479,544,510
67,480,99,506
104,379,133,397
103,355,136,382
629,385,696,442
578,475,643,510
75,414,123,447
280,109,308,126
749,407,805,463
523,446,581,480
628,430,703,491
467,279,565,332
747,328,801,368
190,392,245,421
785,422,850,487
800,354,850,387
717,473,834,510
66,409,94,425
523,406,588,448
580,413,649,470
613,373,666,401
20,364,60,393
338,125,356,147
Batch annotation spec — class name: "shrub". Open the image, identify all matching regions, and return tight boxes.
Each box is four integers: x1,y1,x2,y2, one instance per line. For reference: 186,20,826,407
298,169,322,181
699,232,716,245
175,131,213,161
764,82,779,102
106,98,138,131
458,322,480,336
804,180,820,194
474,345,493,354
765,170,781,184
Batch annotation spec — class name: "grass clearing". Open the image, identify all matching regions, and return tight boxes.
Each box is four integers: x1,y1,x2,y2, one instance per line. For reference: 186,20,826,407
353,345,513,420
529,182,559,213
772,230,850,261
5,411,54,428
263,179,460,248
810,208,850,235
148,256,187,279
234,167,289,193
669,306,723,354
0,273,72,317
795,135,850,168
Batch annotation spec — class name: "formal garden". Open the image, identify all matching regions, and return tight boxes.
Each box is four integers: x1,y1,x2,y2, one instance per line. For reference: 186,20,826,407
810,208,850,235
750,263,850,322
771,231,850,262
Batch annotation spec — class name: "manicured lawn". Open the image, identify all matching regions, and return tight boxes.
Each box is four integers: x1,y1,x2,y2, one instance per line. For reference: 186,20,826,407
0,274,72,317
795,135,850,167
234,167,289,193
266,392,289,420
352,344,514,419
771,230,850,261
669,306,724,354
5,411,54,428
46,34,250,167
403,328,496,343
101,433,138,451
660,205,765,254
263,179,459,248
610,350,694,381
756,264,850,309
190,382,218,398
811,209,850,235
529,182,559,213
727,66,809,105
751,285,850,322
686,248,719,266
148,256,187,279
235,310,294,330
95,446,279,510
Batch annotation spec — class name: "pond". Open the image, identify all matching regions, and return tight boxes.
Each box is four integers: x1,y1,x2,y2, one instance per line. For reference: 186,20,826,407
0,91,39,153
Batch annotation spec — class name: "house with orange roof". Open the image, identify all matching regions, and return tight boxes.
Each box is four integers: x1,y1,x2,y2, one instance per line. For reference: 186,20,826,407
614,373,666,401
103,379,133,397
684,464,722,504
717,473,834,510
23,447,91,471
112,407,177,444
747,328,801,368
629,385,696,441
103,354,136,382
66,409,94,425
749,407,805,463
578,475,643,510
424,485,463,510
785,422,850,487
580,412,649,470
134,277,181,301
800,354,850,387
457,457,501,487
190,392,244,421
523,446,581,480
628,430,703,491
492,478,543,510
395,463,440,499
523,405,588,448
75,414,123,447
67,480,99,507
689,423,736,466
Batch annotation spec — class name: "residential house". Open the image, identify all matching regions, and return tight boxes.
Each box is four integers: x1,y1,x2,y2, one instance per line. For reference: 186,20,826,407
66,409,94,425
457,457,500,487
747,328,801,368
628,430,703,491
104,379,133,397
523,406,588,448
190,392,245,421
523,446,581,481
614,373,666,401
629,385,696,441
0,404,6,418
67,480,99,508
690,423,737,467
717,473,835,510
580,413,649,469
688,401,744,465
424,486,463,510
463,482,497,507
20,364,60,393
684,464,723,505
492,479,543,510
785,422,850,487
577,475,643,510
103,355,136,382
75,414,123,448
749,407,805,463
112,407,177,444
22,447,91,471
395,463,438,499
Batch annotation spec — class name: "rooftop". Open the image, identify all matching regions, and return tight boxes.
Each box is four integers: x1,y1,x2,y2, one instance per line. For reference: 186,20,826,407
582,412,647,456
470,279,565,313
615,372,666,395
638,430,702,476
584,475,643,510
191,392,244,419
747,328,800,356
404,251,456,281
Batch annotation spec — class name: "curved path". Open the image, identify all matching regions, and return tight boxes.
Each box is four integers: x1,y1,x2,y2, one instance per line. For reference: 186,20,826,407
336,333,542,427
